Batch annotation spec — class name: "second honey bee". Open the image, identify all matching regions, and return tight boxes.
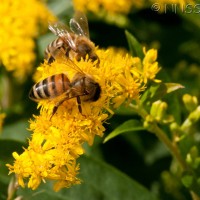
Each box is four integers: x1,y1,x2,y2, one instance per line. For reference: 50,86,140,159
45,11,99,64
29,56,101,117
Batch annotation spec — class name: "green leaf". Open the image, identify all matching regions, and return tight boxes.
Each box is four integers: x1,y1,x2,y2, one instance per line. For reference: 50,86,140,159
165,83,185,93
104,119,144,143
125,30,144,59
1,120,30,143
141,83,167,104
17,156,158,200
141,82,185,105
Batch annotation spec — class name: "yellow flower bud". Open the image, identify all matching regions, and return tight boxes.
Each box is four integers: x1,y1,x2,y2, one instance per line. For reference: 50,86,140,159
150,100,167,122
143,115,154,129
188,106,200,123
183,94,198,112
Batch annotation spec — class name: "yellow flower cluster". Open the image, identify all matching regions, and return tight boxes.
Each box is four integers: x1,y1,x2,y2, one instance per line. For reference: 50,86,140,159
0,0,55,80
73,0,194,15
151,0,194,4
7,47,160,191
133,48,161,84
73,0,143,15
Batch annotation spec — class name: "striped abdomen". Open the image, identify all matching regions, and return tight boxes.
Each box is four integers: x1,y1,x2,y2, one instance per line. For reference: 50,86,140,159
45,37,67,63
29,74,71,101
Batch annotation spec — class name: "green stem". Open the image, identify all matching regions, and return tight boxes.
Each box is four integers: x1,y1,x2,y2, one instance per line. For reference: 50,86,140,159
129,102,147,118
148,123,188,171
7,176,18,200
190,191,200,200
129,103,188,171
131,101,200,199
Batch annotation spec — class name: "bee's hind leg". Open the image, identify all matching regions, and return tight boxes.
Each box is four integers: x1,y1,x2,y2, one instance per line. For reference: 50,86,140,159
50,95,83,120
76,96,82,114
50,98,66,120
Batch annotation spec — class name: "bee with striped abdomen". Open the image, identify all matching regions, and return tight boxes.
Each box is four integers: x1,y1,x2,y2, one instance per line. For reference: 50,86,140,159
45,11,99,64
29,56,101,117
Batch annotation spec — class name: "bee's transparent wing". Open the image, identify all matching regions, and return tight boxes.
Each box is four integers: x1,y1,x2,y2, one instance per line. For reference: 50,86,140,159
48,21,76,50
51,48,85,74
69,11,90,38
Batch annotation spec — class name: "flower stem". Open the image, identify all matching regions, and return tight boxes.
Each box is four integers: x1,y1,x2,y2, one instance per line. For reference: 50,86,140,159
129,103,188,171
191,191,200,200
148,122,188,171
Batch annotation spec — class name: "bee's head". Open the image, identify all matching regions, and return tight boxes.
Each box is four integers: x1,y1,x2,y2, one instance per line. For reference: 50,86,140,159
76,40,99,63
84,76,101,102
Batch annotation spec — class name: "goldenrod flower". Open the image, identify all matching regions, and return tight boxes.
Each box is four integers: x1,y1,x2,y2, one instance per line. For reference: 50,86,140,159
73,0,144,15
73,0,129,14
131,48,161,84
7,47,160,191
73,0,194,15
0,112,6,132
151,0,194,4
0,0,55,81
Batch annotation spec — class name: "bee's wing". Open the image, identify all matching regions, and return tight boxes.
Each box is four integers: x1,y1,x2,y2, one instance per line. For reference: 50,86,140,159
51,48,85,75
69,11,90,38
48,21,76,51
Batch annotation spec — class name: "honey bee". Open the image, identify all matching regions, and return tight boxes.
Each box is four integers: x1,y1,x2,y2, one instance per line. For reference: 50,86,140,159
45,11,99,64
29,54,101,117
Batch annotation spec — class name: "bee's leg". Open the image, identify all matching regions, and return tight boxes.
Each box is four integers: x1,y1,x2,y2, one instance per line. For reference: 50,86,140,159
44,52,55,65
76,96,82,114
50,94,84,120
50,98,66,120
47,56,55,64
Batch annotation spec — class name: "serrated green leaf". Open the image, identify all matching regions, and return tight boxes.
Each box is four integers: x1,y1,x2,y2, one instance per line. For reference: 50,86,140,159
125,30,144,59
104,119,144,143
17,156,158,200
165,83,185,93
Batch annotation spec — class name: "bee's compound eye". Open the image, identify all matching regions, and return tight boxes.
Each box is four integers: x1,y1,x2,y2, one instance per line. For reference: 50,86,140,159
92,83,101,101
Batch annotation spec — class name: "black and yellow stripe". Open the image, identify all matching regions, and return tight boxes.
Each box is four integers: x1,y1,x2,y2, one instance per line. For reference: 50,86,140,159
29,74,70,101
